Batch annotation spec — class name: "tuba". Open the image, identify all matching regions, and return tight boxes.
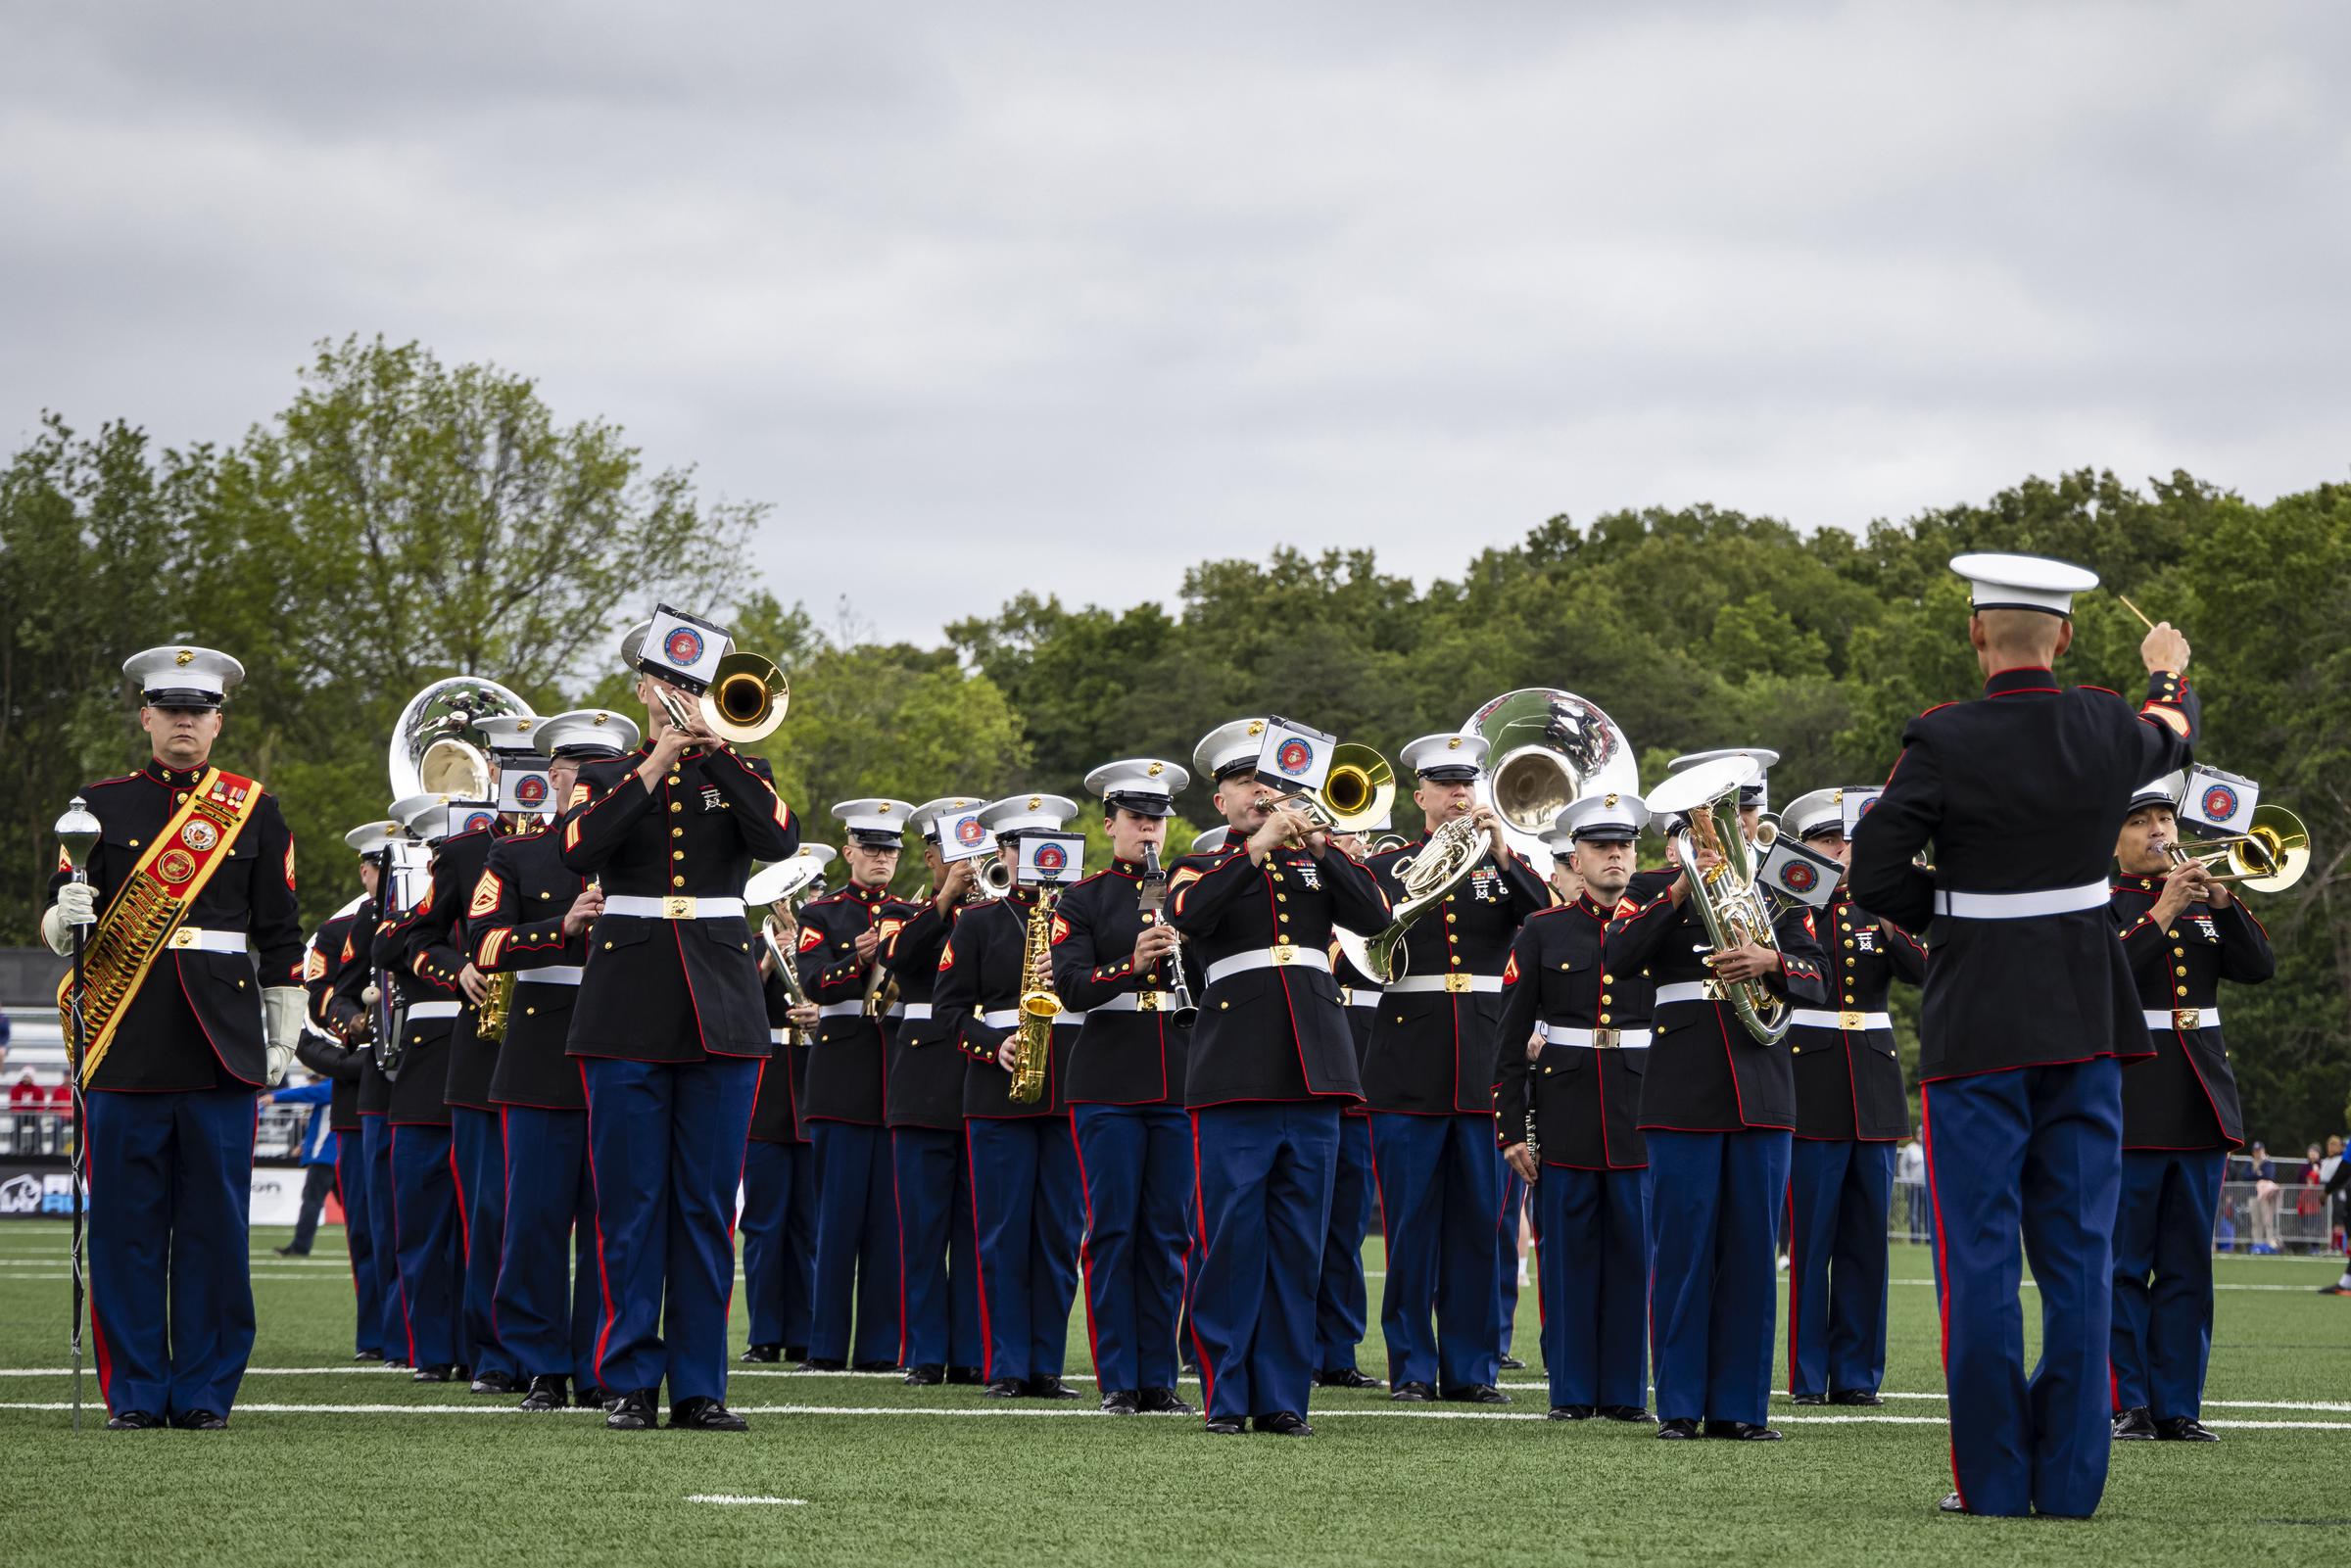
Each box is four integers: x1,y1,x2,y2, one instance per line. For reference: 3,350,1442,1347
1463,689,1640,865
391,677,536,803
1646,754,1791,1045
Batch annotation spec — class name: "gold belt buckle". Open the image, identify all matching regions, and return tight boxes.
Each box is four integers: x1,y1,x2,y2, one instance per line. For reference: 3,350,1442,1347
1593,1027,1621,1050
1270,943,1296,965
1839,1010,1866,1030
1137,991,1163,1013
2175,1007,2200,1030
1339,986,1356,1007
168,927,200,949
662,895,696,920
1444,972,1473,994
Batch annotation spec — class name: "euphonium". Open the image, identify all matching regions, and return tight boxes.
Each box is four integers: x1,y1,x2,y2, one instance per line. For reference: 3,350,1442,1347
1645,755,1791,1046
1006,884,1063,1105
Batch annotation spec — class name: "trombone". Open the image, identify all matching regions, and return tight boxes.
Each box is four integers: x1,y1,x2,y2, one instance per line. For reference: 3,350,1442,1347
653,651,791,745
1260,743,1395,834
2166,805,2309,893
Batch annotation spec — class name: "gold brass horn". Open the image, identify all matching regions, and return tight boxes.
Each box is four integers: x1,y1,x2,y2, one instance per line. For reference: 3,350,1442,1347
1318,743,1395,832
2169,804,2310,893
391,677,536,803
1463,689,1640,862
701,652,790,744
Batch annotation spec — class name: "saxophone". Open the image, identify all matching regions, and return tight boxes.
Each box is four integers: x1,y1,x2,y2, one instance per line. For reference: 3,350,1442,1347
1006,885,1063,1105
478,969,518,1044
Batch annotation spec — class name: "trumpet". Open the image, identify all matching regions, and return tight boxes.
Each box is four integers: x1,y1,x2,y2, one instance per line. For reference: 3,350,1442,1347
2165,805,2309,893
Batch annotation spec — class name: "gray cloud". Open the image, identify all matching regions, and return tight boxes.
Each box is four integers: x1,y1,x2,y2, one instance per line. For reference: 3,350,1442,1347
3,2,2345,642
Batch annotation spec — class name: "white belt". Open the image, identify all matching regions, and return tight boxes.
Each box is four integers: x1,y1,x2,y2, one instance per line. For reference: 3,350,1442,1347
600,894,746,921
1934,879,2108,921
1790,1009,1892,1031
1652,981,1718,1008
817,1001,868,1019
1204,946,1332,985
1342,986,1382,1008
893,1003,932,1021
408,1001,462,1021
770,1027,792,1045
515,966,584,986
2145,1007,2220,1030
166,927,248,954
1387,973,1504,995
1057,1011,1088,1025
980,1009,1020,1029
1090,993,1176,1014
1539,1023,1653,1050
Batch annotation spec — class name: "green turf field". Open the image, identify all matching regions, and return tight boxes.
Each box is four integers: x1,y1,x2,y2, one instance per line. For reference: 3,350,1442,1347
0,1224,2343,1566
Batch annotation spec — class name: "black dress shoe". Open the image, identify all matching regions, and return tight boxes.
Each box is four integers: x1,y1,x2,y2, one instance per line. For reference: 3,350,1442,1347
946,1365,984,1386
1315,1367,1379,1390
903,1363,945,1387
1600,1405,1655,1424
384,1359,411,1371
670,1396,748,1431
1791,1393,1828,1406
796,1356,845,1372
1137,1387,1195,1414
1828,1390,1884,1407
1204,1414,1245,1435
411,1364,455,1384
273,1245,309,1257
1656,1418,1703,1440
740,1344,782,1363
1498,1354,1526,1371
784,1345,809,1360
1100,1389,1141,1415
605,1388,659,1431
1703,1419,1783,1441
2320,1282,2348,1295
518,1376,569,1412
1547,1403,1595,1421
983,1377,1026,1399
1938,1493,1968,1514
1390,1380,1436,1402
171,1409,229,1431
851,1358,900,1373
576,1386,611,1410
1254,1410,1313,1437
2156,1415,2221,1443
470,1370,519,1395
105,1410,164,1431
1025,1375,1081,1400
451,1364,472,1382
2111,1405,2157,1441
352,1350,385,1362
1443,1384,1511,1405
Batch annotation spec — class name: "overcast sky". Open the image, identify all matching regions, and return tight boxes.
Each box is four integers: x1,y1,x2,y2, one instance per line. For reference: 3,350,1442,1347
5,2,2346,643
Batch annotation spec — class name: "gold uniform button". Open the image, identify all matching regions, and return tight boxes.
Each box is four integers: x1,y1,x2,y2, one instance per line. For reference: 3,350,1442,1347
1598,1012,1610,1023
670,802,683,814
1601,973,1613,983
2176,985,2187,997
2166,928,2179,939
1844,939,1854,949
539,891,552,900
1792,1045,1801,1055
673,850,686,861
1276,894,1287,903
525,1007,536,1017
673,876,687,888
672,827,685,838
1445,913,1458,924
1601,992,1612,1004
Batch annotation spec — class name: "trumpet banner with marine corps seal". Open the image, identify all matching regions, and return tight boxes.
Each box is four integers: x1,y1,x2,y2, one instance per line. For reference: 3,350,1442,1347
58,766,265,1085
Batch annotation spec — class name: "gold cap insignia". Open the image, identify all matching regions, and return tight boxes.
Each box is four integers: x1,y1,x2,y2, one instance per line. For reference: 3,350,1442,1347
1247,721,1265,736
1147,762,1164,777
1028,795,1042,810
1604,792,1618,807
175,649,195,666
879,803,894,816
1447,736,1463,750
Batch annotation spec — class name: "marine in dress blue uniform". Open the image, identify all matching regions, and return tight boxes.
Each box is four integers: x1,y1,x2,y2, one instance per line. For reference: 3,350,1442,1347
1055,759,1201,1416
561,613,799,1432
1608,747,1828,1441
933,794,1089,1400
795,799,921,1371
41,647,305,1430
1314,814,1388,1391
322,826,410,1366
1847,553,2198,1517
739,844,832,1369
291,876,380,1357
1361,733,1552,1404
879,804,987,1387
469,708,639,1410
1775,788,1927,1407
1169,720,1392,1435
2106,772,2274,1443
1494,791,1657,1421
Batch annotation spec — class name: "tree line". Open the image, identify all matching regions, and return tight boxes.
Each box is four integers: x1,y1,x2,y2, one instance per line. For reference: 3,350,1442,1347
3,337,2343,1142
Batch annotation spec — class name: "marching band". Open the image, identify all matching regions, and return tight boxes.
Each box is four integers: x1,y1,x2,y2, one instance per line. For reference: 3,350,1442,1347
41,552,2311,1518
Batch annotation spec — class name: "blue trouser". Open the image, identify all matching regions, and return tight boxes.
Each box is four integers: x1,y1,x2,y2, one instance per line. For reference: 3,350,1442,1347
361,1115,407,1360
1192,1102,1341,1422
742,1138,818,1352
808,1121,901,1364
966,1115,1083,1383
580,1055,759,1403
2111,1147,2226,1420
1647,1127,1790,1426
1071,1103,1196,1394
1534,1164,1652,1410
1786,1138,1896,1398
1497,1160,1526,1356
84,1087,257,1419
1367,1112,1503,1392
890,1127,981,1370
335,1136,384,1356
1924,1056,2123,1519
390,1122,461,1369
451,1106,513,1379
495,1106,599,1385
1314,1116,1376,1374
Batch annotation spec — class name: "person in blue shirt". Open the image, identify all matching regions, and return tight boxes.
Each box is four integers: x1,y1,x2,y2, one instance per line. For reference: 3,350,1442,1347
265,1076,339,1257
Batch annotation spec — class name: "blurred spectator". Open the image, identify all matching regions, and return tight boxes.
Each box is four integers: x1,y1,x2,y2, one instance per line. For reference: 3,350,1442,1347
2242,1141,2280,1254
1896,1134,1931,1245
8,1071,42,1156
264,1077,337,1257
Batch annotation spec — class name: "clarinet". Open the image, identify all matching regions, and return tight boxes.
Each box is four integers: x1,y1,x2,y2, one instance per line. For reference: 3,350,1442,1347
1139,845,1198,1028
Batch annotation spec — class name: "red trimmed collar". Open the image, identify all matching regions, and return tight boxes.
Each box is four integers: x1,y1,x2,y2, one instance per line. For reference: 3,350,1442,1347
1984,666,2061,698
143,757,208,788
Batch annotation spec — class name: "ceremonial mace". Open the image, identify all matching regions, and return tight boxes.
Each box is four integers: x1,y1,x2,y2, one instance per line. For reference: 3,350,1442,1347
53,798,101,1432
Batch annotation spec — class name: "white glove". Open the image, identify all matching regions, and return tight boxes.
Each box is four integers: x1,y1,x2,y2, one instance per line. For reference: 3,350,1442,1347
41,883,97,956
262,986,306,1088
